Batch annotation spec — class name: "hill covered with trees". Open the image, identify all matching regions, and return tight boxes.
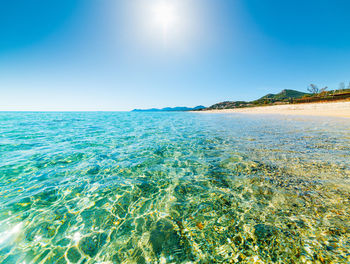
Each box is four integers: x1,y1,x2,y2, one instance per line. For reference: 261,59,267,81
206,89,309,110
204,84,350,111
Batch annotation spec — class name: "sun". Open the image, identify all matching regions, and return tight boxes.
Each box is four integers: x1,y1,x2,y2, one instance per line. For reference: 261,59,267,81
152,1,179,44
153,2,177,28
123,0,201,53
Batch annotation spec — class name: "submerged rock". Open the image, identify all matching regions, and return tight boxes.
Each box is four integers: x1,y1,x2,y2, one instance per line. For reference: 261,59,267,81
25,222,57,241
87,165,100,175
132,247,146,264
57,238,71,247
44,247,66,264
254,224,279,241
149,218,191,262
137,181,158,197
81,208,113,230
79,233,107,258
67,247,81,263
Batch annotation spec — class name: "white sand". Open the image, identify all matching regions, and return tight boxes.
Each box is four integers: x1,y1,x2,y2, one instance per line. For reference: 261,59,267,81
201,101,350,118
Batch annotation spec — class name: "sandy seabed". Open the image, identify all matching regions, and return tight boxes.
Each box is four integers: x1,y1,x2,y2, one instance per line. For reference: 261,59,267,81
201,101,350,118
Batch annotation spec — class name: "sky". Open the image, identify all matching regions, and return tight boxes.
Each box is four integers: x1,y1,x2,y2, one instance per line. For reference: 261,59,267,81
1,0,350,111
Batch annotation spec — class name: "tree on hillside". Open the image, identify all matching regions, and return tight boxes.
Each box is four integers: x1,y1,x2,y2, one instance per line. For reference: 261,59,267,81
319,86,328,93
307,84,319,94
319,86,328,97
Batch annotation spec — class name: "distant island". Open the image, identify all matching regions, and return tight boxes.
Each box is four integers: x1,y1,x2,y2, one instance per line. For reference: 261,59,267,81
132,105,206,112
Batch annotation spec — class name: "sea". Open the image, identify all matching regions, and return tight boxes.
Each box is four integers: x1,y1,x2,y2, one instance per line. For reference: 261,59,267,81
0,112,349,263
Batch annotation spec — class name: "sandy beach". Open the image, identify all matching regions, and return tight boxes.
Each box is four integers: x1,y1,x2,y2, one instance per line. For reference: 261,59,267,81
201,101,350,118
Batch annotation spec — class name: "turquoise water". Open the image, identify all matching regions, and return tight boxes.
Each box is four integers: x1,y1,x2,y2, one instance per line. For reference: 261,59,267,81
0,112,349,263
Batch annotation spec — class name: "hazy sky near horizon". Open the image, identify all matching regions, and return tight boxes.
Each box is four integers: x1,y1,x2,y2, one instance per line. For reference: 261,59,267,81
1,0,350,111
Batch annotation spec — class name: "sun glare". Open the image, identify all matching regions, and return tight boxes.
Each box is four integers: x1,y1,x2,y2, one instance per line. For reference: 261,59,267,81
153,2,177,28
152,1,179,44
123,0,206,54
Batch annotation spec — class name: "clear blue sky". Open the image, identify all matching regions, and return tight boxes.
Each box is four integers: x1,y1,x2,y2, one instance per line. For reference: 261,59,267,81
1,0,350,111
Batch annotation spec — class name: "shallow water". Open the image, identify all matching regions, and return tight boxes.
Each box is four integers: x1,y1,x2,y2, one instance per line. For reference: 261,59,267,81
0,112,349,263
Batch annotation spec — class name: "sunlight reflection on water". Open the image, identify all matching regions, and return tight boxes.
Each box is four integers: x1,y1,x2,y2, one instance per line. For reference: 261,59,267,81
0,112,349,263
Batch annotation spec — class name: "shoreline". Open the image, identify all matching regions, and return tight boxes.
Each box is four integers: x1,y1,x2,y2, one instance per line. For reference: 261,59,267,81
198,101,350,118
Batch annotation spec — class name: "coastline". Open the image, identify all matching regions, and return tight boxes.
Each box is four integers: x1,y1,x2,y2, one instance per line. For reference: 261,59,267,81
198,101,350,118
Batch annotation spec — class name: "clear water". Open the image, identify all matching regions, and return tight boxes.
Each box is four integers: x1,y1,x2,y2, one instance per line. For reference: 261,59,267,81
0,112,349,264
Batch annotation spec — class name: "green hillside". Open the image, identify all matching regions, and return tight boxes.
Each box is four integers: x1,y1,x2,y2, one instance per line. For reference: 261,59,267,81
205,89,310,110
258,89,309,101
206,101,250,110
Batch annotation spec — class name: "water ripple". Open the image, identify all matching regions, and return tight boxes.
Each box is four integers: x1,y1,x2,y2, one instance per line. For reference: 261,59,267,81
0,112,349,263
